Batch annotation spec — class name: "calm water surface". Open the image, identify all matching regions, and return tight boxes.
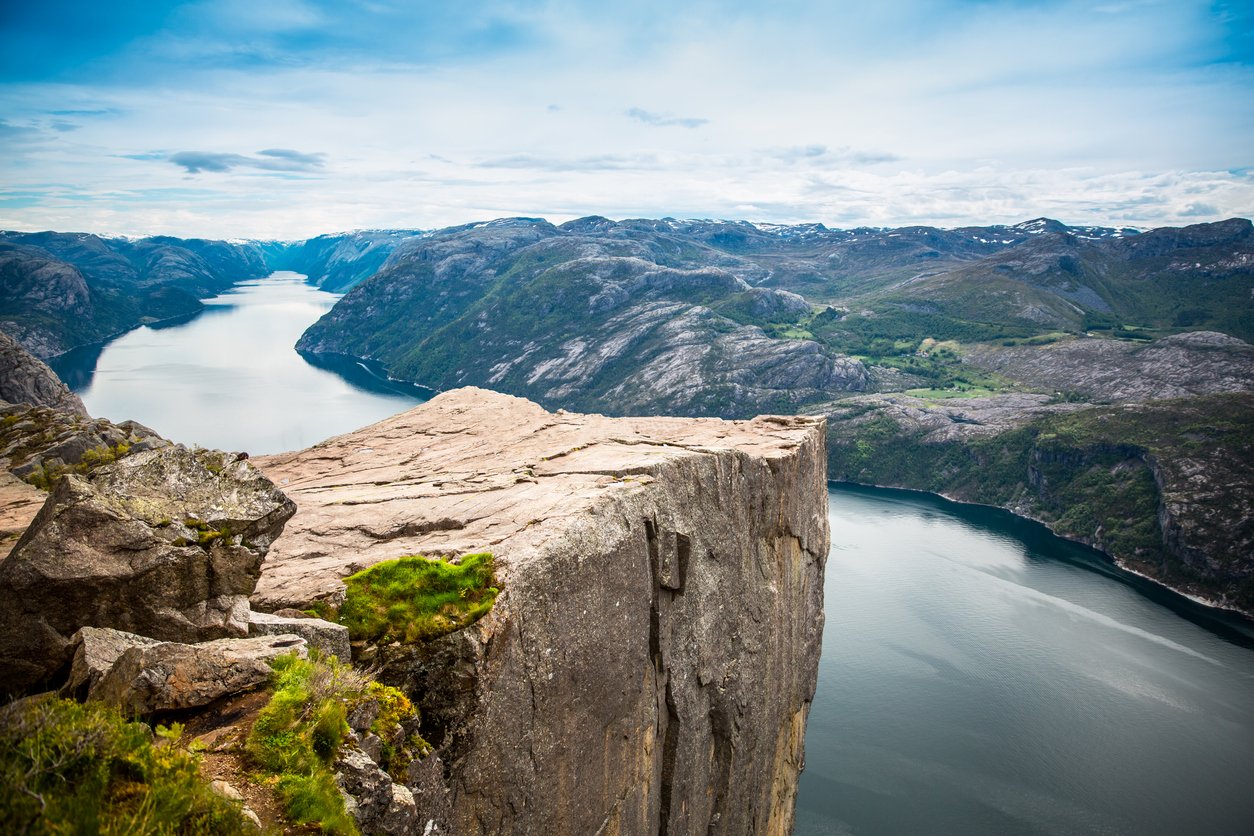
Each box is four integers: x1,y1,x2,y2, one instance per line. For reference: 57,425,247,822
796,484,1254,835
49,272,424,454
48,273,1254,834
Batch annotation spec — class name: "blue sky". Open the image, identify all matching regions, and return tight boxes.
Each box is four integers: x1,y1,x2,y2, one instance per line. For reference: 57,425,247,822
1,0,1251,237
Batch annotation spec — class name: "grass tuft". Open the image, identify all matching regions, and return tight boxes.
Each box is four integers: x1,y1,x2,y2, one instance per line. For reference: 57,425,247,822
0,696,249,835
338,553,499,645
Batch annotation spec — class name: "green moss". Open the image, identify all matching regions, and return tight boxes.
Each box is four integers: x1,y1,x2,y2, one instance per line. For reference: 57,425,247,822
338,553,500,645
0,696,250,835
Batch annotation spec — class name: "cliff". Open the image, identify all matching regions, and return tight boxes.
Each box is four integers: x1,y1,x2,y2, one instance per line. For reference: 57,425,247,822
821,390,1254,613
254,387,829,834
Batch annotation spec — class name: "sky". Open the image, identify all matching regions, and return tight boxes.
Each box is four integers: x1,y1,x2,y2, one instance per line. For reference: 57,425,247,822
1,0,1252,238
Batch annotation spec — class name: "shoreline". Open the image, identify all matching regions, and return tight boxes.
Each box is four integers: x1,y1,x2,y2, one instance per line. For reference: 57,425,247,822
828,478,1254,624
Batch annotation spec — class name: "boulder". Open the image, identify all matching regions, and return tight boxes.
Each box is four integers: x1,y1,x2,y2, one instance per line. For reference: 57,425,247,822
0,444,296,695
336,743,421,836
62,626,161,699
91,634,307,714
248,610,351,662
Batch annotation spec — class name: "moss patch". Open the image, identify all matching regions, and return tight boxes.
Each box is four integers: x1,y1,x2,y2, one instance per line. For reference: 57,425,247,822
338,553,499,645
0,696,250,835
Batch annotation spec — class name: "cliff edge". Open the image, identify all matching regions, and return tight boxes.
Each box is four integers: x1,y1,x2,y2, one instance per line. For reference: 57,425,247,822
254,386,829,834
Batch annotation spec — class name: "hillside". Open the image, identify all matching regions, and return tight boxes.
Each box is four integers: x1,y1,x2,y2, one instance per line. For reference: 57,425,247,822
0,231,269,357
294,215,1254,614
297,218,872,418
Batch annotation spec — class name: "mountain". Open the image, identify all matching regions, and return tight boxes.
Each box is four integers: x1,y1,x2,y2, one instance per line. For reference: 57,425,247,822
261,229,424,292
0,231,269,357
297,217,871,418
294,214,1254,614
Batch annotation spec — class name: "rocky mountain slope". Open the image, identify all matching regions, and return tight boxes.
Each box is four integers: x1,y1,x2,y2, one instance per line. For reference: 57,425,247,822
819,390,1254,611
292,215,1253,616
262,229,424,292
0,231,269,357
296,217,880,418
254,387,829,834
0,329,87,418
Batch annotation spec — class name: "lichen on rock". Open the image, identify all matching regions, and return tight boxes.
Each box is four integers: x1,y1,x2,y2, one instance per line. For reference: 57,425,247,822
0,443,296,696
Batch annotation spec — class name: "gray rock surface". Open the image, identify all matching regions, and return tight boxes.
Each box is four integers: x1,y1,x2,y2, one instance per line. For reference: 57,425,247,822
0,444,295,695
965,331,1254,402
62,626,162,699
255,387,828,834
248,610,351,662
336,744,421,835
0,329,88,417
92,634,307,714
1,401,166,487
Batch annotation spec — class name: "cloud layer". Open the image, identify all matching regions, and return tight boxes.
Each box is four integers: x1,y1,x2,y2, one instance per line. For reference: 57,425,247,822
0,0,1250,238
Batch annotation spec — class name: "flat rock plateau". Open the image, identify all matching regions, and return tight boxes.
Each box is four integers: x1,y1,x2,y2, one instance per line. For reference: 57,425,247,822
255,386,830,835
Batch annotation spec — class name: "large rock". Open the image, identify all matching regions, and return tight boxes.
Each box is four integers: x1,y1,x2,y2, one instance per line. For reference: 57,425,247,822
248,610,351,662
0,329,88,417
336,744,422,836
255,387,828,834
62,626,162,699
0,444,296,695
92,634,307,714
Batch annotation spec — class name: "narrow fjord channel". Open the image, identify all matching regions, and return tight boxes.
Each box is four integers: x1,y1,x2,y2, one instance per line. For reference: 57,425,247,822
51,272,1254,835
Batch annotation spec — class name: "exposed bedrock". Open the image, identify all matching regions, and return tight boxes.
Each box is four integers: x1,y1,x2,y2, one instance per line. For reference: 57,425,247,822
254,387,829,835
0,445,296,695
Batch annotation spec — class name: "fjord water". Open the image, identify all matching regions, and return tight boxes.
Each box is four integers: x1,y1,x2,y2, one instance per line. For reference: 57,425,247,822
48,272,1254,834
49,272,425,454
795,484,1254,835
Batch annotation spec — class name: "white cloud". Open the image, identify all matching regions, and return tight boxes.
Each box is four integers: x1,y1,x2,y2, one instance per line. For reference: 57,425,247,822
0,0,1249,237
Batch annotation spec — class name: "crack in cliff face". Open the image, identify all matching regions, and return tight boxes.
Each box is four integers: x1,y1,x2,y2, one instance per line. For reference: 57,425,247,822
645,516,686,836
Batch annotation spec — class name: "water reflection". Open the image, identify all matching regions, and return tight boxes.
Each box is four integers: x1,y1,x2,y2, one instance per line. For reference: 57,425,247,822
797,483,1254,835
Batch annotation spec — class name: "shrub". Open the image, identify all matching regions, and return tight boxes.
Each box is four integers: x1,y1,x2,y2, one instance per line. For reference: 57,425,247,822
246,653,362,836
246,652,428,835
0,696,249,835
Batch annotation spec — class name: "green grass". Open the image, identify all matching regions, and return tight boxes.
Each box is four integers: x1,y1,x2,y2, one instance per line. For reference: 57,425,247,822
337,553,500,645
0,696,250,835
904,386,1002,400
246,652,427,835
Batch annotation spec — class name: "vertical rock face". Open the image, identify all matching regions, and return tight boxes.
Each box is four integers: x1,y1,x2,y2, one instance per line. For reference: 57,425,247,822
255,387,829,834
0,329,88,417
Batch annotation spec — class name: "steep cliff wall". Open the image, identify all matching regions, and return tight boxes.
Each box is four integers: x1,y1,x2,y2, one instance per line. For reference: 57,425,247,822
254,387,829,834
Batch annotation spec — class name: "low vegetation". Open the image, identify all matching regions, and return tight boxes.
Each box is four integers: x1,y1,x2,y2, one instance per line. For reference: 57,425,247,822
24,442,132,491
336,552,500,645
246,652,427,835
0,696,250,835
